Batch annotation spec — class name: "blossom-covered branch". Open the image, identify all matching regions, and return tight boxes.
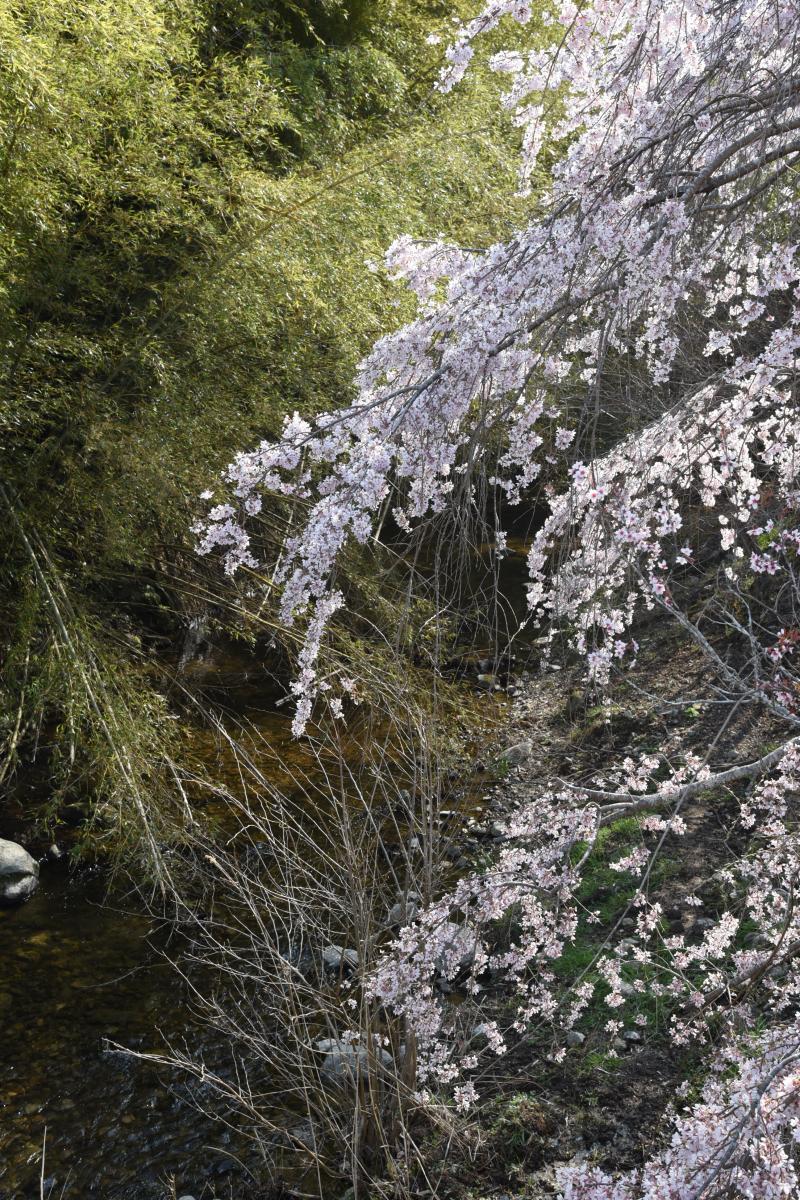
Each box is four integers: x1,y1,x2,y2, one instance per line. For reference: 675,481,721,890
199,0,800,1191
200,0,800,735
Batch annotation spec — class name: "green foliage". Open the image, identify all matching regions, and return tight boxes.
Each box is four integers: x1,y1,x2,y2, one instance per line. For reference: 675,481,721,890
570,817,646,922
484,1091,556,1161
0,548,186,878
546,818,682,1036
0,0,523,845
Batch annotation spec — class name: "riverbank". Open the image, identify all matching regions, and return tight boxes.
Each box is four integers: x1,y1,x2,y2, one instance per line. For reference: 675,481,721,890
4,600,786,1200
0,631,507,1199
414,613,794,1199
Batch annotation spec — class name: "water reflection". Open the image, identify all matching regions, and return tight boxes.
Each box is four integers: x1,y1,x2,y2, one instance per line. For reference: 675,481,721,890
0,599,516,1197
0,862,253,1198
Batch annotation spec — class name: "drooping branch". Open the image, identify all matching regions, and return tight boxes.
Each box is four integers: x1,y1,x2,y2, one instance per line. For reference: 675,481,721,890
568,735,800,823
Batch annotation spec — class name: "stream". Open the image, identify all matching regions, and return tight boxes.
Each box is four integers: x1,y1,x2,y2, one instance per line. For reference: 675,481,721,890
0,863,239,1199
0,657,305,1200
0,539,533,1199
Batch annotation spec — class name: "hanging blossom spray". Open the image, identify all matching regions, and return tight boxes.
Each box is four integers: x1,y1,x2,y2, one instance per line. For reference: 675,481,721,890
199,0,800,1191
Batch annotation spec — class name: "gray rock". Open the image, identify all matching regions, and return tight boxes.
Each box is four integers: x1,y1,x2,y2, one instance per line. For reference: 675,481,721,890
743,930,770,948
387,895,420,926
286,1122,317,1151
321,944,359,974
622,1029,642,1043
314,1037,340,1053
502,740,533,765
0,838,39,906
432,922,475,977
320,1041,392,1086
566,1030,586,1047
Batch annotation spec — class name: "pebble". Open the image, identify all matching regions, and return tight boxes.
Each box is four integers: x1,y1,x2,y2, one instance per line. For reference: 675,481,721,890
566,1030,585,1047
321,945,359,974
387,897,419,926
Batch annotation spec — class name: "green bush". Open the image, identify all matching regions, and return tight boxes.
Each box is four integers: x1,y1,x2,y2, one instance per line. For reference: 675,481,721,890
0,0,524,852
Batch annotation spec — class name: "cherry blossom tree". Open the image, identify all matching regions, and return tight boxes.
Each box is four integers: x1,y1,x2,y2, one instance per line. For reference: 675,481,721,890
200,0,799,730
200,0,800,1192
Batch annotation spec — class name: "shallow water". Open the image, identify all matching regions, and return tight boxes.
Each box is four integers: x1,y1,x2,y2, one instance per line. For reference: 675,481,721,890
0,654,386,1199
0,540,528,1199
0,646,293,1198
0,862,253,1199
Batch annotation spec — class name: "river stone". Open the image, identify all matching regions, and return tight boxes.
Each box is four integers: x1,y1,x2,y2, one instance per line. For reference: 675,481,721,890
0,838,39,906
320,1042,392,1086
321,944,359,974
387,896,420,926
287,1121,317,1150
314,1037,340,1053
502,740,533,764
432,921,475,977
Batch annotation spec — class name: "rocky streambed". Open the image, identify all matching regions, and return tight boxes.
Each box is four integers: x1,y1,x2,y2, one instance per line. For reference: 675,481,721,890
0,542,535,1199
0,699,513,1199
0,856,264,1200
